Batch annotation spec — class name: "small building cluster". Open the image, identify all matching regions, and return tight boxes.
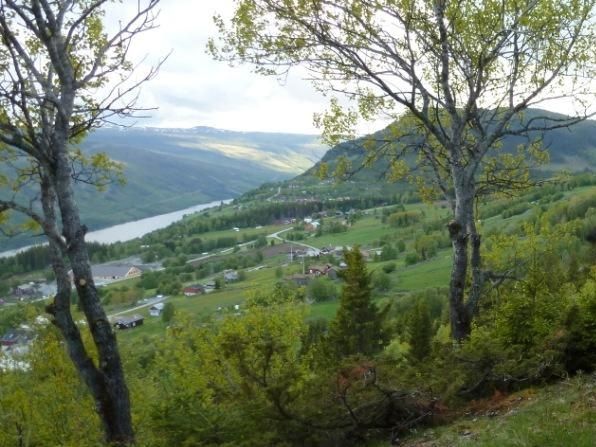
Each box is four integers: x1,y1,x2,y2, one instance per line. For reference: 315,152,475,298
286,263,340,286
183,284,206,296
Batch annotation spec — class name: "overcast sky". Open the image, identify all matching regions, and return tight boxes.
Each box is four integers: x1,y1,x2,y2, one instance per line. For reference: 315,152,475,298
105,0,356,135
107,0,591,135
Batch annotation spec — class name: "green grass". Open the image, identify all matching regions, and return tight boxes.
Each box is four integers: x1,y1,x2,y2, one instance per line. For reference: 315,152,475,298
395,250,452,290
308,300,340,320
110,266,282,342
310,202,451,249
183,223,286,246
309,215,396,248
389,375,596,447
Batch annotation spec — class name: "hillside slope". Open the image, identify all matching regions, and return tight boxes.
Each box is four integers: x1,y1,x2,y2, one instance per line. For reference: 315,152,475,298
388,375,596,447
308,108,596,179
76,127,325,224
0,126,325,250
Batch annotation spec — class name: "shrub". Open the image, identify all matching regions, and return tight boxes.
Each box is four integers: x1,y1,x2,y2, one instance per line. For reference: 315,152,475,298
404,252,420,266
306,277,337,302
382,262,396,274
372,271,391,292
161,302,175,323
388,210,422,228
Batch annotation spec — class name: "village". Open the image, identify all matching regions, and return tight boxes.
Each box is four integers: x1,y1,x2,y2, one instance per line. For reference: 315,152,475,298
1,210,385,363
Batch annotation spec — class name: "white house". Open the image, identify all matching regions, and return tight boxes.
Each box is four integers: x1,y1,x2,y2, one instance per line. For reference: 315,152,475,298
149,302,165,317
223,269,239,282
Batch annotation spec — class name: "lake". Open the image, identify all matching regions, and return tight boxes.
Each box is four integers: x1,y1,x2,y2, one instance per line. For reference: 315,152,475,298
0,199,232,258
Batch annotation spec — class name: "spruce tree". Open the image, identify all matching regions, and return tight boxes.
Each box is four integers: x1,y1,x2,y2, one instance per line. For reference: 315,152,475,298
328,247,382,357
408,301,433,362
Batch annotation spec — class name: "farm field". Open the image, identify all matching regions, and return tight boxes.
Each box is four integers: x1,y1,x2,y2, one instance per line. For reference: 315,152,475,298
102,194,541,343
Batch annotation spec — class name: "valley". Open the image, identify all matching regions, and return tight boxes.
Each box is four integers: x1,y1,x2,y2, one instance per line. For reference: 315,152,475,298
2,2,596,446
1,107,596,447
4,171,596,446
0,126,325,251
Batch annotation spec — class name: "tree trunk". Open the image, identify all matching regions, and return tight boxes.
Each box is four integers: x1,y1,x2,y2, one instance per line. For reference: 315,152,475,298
41,176,103,393
448,221,472,341
49,145,134,444
447,177,475,342
467,222,483,317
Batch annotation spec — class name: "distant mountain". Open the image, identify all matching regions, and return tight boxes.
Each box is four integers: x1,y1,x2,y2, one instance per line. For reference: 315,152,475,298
0,126,326,250
306,108,596,178
239,109,596,204
71,126,325,226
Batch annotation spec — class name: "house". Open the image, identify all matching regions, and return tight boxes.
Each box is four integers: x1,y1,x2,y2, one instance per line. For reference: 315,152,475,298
91,264,143,282
13,282,56,300
149,303,165,317
306,264,338,279
223,269,239,282
13,283,38,298
307,264,332,276
326,267,339,280
183,285,205,296
286,274,312,286
113,315,144,330
305,221,320,232
305,248,321,257
288,248,306,260
359,249,372,261
0,327,33,347
204,280,216,290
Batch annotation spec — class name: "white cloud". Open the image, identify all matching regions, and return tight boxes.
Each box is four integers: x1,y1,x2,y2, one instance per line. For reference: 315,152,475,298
102,1,596,136
103,0,339,134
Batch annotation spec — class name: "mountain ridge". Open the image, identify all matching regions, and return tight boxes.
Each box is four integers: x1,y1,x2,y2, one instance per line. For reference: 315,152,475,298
306,108,596,178
0,125,326,250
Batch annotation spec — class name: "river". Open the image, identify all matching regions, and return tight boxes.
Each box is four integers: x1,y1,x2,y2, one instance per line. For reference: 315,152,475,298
0,199,232,258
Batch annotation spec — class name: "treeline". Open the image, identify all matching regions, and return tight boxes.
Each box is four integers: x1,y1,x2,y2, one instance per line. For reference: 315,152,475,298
146,196,398,242
480,184,563,220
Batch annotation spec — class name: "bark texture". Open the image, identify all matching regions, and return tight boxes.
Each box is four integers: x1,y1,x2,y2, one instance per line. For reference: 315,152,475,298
0,1,161,444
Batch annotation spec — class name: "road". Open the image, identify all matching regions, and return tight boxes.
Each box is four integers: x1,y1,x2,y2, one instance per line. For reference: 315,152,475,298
266,186,282,202
109,296,165,318
268,227,321,253
110,227,321,319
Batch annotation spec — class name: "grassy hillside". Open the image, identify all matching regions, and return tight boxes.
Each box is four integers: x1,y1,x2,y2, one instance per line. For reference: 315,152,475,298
94,179,595,333
236,109,596,205
385,374,596,447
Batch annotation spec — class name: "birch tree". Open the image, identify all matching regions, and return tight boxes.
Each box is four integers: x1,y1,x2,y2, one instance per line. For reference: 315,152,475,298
0,1,161,444
211,0,596,341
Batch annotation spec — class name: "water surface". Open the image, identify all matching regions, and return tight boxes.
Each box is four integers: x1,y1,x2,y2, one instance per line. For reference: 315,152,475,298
0,199,231,258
